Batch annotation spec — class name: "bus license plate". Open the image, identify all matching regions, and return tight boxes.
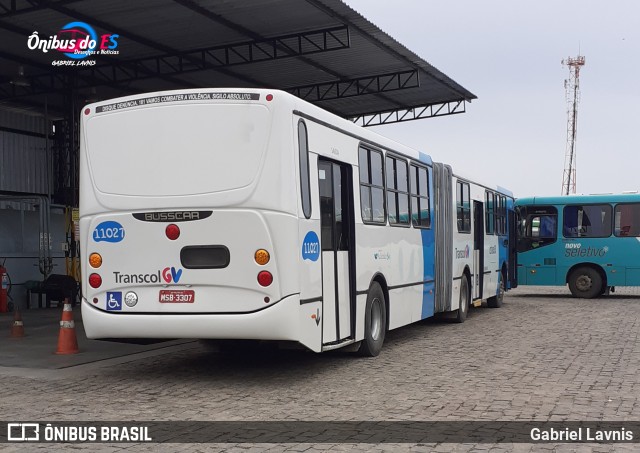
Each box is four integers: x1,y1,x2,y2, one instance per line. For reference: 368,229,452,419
159,290,195,303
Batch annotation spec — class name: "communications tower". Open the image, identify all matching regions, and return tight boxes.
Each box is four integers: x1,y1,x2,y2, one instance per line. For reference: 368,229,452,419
561,55,585,195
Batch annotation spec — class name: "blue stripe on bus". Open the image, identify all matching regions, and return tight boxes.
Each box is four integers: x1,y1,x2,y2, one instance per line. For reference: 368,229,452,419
420,229,435,319
420,164,435,320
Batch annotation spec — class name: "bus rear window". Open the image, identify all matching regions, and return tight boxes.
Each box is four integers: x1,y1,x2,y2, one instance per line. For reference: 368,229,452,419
85,104,270,196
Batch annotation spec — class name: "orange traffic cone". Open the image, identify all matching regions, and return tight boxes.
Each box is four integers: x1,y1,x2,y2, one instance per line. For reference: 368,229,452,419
9,307,24,338
55,298,79,354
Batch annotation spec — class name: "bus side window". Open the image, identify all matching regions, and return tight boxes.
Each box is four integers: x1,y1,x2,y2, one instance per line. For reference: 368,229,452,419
319,167,334,251
615,203,640,237
563,204,612,238
358,146,386,225
456,181,471,233
298,120,312,219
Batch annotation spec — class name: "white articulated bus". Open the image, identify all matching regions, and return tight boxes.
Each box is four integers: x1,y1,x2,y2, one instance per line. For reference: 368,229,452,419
80,88,516,356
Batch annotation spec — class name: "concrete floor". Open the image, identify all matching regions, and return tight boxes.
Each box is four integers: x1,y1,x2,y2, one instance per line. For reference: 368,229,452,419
0,305,193,370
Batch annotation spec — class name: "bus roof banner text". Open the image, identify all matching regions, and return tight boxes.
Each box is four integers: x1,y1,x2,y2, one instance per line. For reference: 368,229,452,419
95,92,261,113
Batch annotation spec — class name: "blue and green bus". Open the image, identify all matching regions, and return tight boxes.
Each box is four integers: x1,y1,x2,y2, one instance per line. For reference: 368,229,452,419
515,194,640,298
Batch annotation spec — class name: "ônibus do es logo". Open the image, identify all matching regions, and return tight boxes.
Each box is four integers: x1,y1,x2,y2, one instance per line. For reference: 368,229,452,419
27,21,120,66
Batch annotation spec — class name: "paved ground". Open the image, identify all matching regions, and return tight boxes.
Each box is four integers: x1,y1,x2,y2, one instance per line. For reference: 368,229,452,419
2,286,640,452
0,305,192,370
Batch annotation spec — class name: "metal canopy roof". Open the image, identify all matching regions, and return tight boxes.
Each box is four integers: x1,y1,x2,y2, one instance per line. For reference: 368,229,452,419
0,0,476,126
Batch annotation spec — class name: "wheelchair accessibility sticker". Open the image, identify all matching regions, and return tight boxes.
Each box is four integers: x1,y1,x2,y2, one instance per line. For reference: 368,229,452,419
106,292,122,311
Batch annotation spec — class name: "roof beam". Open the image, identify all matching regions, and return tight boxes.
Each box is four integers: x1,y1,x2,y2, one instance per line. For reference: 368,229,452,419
287,70,419,102
350,100,466,127
0,48,56,71
305,0,475,102
0,19,198,98
0,26,351,100
172,0,405,112
0,98,64,117
173,0,349,80
172,0,262,39
36,0,267,88
0,4,198,90
0,0,81,18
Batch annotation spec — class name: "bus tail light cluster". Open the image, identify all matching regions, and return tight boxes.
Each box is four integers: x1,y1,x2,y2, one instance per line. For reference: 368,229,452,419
255,249,272,286
258,271,273,287
89,252,103,288
255,249,270,265
89,273,102,289
166,224,180,240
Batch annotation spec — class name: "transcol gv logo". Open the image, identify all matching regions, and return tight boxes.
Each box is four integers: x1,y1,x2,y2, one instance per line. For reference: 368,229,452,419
161,267,183,284
455,244,470,259
27,21,120,65
113,267,183,284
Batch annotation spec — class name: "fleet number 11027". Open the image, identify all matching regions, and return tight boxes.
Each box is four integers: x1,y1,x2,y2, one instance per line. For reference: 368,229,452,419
93,227,125,241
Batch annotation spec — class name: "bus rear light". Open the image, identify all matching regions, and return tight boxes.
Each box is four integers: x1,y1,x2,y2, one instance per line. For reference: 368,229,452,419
266,94,273,102
166,224,180,240
89,273,102,288
257,271,273,287
255,249,270,265
89,253,102,268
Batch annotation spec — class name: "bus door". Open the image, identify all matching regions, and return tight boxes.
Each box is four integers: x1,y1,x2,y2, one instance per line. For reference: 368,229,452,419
508,207,518,288
473,200,485,300
318,159,355,344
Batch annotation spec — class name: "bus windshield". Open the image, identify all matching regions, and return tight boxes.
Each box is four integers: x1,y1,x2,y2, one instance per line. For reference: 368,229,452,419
84,103,271,196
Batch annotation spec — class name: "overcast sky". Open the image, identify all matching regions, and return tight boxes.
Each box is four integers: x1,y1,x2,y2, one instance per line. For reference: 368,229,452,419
344,0,640,198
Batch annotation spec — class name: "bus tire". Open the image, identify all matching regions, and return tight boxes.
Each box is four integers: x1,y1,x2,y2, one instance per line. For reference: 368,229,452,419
487,273,505,308
455,275,470,323
568,267,603,299
358,282,386,357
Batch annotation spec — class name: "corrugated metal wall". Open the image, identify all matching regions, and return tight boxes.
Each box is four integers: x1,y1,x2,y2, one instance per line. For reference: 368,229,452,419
0,109,51,195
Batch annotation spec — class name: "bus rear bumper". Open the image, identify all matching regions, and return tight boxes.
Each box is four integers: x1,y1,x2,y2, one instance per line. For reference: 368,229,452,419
81,294,319,350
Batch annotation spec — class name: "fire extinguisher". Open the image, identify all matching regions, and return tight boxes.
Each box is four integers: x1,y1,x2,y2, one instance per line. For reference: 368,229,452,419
0,263,8,313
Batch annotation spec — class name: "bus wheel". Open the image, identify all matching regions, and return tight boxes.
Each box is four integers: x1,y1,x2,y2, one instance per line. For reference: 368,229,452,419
487,274,505,308
358,282,386,357
455,275,470,323
568,267,603,299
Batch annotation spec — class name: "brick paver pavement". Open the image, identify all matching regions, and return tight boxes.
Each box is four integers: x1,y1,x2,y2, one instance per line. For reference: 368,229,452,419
2,286,640,452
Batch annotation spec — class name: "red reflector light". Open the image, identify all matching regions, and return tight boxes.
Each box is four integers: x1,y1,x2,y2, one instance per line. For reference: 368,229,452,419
84,108,90,115
257,271,273,287
166,224,180,240
266,94,273,101
89,273,102,288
